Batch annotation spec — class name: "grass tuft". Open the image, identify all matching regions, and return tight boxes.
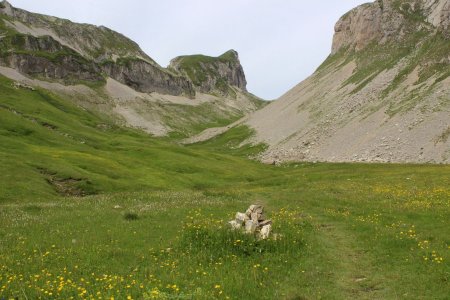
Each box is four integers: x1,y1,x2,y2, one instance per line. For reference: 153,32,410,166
123,212,139,221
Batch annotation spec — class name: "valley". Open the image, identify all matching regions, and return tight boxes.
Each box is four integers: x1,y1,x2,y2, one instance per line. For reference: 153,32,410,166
0,0,449,299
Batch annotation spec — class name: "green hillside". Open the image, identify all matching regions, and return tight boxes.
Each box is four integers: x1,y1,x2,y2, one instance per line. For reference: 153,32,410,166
0,75,269,202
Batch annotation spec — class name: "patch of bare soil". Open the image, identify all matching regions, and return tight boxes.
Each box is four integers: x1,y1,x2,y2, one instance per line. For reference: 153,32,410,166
38,168,92,197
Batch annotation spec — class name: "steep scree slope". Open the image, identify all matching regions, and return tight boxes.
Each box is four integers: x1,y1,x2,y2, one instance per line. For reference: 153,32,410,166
243,0,450,164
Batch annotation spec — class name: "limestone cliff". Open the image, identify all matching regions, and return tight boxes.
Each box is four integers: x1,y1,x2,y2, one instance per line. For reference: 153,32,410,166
0,34,103,83
332,0,450,54
102,58,195,97
169,50,248,97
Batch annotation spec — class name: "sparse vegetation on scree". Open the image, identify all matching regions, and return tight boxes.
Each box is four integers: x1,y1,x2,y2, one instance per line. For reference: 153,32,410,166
0,73,449,299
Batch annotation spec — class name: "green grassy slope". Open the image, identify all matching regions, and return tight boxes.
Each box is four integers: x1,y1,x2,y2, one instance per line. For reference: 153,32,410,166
0,75,272,203
0,76,449,299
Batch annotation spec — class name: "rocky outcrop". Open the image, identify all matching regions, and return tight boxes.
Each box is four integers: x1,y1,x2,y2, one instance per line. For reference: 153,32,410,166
3,54,102,82
102,58,195,97
333,2,396,54
423,0,450,32
0,34,103,82
169,50,247,96
332,0,450,54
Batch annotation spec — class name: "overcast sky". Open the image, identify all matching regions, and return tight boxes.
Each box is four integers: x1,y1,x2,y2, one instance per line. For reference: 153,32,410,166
9,0,369,100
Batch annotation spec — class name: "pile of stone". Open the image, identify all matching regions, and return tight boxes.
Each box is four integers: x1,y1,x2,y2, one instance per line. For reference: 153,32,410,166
228,205,272,239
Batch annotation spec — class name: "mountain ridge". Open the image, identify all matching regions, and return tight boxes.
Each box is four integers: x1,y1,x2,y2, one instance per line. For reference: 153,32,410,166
0,0,265,137
0,0,256,98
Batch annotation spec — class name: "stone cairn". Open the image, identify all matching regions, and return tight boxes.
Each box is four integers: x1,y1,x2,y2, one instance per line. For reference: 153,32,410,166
228,205,272,239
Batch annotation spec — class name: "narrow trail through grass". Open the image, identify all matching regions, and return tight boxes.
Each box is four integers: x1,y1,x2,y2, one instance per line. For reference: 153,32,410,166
314,216,383,299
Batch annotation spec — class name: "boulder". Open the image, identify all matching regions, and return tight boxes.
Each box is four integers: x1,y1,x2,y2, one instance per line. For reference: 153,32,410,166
250,212,259,224
245,204,263,217
260,224,272,240
244,220,257,233
259,219,272,227
235,212,248,224
228,220,241,230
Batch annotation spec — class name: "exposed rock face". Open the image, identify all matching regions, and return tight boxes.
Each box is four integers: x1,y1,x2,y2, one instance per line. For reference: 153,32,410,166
333,2,397,54
242,0,450,164
0,35,102,82
169,50,248,96
423,0,450,32
0,0,12,15
3,54,102,82
102,59,195,97
332,0,450,54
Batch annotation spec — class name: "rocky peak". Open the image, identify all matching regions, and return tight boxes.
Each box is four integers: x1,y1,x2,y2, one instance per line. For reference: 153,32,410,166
221,49,240,61
332,0,450,54
0,1,13,14
169,50,248,96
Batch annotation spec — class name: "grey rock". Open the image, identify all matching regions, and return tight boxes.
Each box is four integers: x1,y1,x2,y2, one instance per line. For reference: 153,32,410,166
0,35,103,82
229,205,272,238
228,220,241,230
245,204,263,217
235,212,248,225
333,0,450,54
250,212,260,224
259,224,272,240
169,50,247,96
244,220,257,233
102,59,195,97
0,1,194,97
259,219,272,227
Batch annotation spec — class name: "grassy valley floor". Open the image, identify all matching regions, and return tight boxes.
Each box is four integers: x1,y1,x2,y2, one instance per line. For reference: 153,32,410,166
0,74,449,299
1,166,449,299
